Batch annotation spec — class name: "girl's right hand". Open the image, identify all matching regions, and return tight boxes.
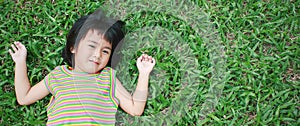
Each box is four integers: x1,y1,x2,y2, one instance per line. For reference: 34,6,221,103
9,41,27,64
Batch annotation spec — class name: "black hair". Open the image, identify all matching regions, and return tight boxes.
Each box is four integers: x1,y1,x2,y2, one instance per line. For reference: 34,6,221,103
61,9,125,68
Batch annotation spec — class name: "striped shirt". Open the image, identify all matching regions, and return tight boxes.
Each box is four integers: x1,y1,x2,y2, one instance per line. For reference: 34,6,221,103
44,65,119,126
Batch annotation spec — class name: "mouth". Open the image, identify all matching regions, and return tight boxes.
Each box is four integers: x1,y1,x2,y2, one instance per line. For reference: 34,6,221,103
93,62,99,65
90,60,99,65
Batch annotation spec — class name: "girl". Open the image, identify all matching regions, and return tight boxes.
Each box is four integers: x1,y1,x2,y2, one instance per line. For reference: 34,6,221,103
9,9,155,125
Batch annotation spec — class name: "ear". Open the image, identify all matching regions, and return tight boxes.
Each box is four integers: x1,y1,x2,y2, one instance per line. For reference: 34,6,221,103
70,46,75,53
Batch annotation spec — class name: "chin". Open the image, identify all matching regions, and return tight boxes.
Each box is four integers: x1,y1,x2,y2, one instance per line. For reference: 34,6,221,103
87,67,104,74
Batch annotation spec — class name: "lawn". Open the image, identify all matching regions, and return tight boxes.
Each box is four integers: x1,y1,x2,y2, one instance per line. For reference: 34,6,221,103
0,0,299,125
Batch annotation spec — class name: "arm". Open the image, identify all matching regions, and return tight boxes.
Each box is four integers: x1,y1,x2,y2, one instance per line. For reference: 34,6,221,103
116,54,155,116
9,42,49,105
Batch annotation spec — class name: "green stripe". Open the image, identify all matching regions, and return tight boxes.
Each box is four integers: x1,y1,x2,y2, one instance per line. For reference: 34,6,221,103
52,108,116,115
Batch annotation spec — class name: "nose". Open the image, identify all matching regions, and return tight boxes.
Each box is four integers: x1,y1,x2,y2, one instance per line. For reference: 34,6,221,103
92,48,101,60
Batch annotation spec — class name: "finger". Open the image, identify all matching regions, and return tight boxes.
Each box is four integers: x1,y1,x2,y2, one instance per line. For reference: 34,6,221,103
141,54,148,61
143,56,148,61
147,56,153,62
11,44,18,52
151,58,156,64
146,55,150,60
8,49,14,56
15,41,24,50
141,55,145,61
137,56,143,62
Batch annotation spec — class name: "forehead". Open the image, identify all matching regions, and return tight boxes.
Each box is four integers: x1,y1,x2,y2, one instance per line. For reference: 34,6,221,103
83,29,111,46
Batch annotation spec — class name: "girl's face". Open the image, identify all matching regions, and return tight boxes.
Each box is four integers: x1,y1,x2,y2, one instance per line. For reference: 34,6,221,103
71,29,112,73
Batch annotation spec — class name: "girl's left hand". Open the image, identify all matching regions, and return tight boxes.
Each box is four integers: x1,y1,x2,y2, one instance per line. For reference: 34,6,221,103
136,54,156,74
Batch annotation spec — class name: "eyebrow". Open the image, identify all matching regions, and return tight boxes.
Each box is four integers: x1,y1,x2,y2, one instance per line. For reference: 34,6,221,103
103,46,112,50
88,40,112,50
89,40,99,44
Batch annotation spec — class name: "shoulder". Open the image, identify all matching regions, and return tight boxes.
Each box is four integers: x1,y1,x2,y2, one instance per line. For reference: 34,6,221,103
46,65,67,76
102,67,116,73
51,65,66,73
99,67,117,79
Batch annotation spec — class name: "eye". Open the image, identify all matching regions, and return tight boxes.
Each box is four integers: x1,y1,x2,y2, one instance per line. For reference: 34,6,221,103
89,45,95,48
102,50,110,54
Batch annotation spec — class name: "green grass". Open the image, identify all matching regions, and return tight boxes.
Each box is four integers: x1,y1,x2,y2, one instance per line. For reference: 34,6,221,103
0,0,299,125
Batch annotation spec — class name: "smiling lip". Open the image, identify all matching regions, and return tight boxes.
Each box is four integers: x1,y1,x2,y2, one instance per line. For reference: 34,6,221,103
90,60,99,65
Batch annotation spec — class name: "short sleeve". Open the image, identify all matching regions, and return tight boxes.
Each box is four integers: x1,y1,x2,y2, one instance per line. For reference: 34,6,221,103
109,68,120,107
43,66,62,95
44,72,54,94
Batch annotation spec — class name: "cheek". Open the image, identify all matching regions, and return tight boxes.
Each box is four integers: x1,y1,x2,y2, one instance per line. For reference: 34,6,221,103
102,55,111,63
79,48,93,56
104,56,111,62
